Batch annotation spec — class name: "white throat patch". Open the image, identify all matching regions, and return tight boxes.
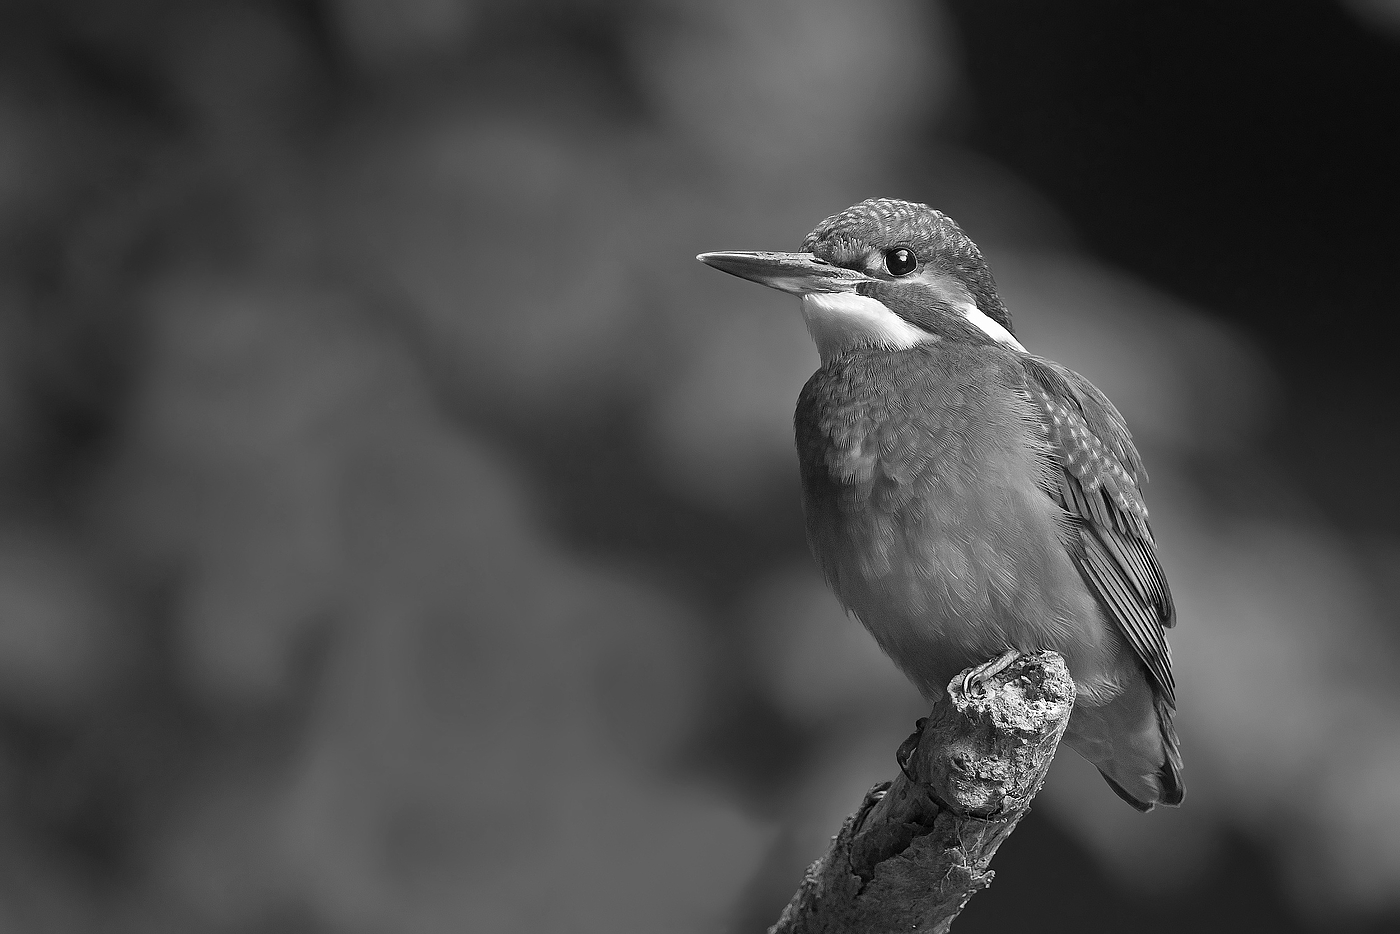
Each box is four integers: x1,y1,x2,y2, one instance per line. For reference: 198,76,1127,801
799,292,930,364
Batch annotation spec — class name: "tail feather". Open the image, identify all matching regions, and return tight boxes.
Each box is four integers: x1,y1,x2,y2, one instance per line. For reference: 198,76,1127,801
1100,772,1155,812
1153,695,1184,806
1065,679,1184,811
1098,740,1183,811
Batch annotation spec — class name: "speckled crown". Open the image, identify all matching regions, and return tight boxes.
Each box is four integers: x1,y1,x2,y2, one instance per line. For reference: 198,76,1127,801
801,198,958,256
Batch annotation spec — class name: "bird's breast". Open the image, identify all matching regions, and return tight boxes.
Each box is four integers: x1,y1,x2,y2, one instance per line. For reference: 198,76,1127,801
794,344,1108,699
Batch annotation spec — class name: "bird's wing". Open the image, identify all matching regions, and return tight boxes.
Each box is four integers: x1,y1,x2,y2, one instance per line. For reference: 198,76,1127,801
1019,356,1177,707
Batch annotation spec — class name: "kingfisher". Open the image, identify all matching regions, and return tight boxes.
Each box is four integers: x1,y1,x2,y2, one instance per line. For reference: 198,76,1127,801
698,198,1182,810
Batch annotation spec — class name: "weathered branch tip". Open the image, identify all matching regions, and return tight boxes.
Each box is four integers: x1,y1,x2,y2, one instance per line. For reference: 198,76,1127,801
769,651,1075,934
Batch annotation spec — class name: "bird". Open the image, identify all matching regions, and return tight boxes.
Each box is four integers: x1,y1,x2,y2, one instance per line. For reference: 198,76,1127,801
697,198,1182,811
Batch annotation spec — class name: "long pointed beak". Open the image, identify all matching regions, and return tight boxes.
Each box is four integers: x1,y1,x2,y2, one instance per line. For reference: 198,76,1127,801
696,251,868,295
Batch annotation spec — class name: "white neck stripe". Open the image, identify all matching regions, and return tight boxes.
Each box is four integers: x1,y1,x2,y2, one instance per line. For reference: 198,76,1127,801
958,302,1026,352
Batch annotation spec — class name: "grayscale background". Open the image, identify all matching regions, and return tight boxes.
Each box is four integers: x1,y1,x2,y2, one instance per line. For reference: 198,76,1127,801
0,1,1396,931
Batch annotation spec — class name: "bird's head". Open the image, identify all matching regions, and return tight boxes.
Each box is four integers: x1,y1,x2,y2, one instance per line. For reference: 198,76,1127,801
699,198,1023,364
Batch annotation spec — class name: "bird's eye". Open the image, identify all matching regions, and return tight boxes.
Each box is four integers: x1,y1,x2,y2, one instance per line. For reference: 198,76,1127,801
883,247,918,277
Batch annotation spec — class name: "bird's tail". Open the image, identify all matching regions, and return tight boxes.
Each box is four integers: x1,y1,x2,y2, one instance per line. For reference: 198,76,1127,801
1064,677,1183,811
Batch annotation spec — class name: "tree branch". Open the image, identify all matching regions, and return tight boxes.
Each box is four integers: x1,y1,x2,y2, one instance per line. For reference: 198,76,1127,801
769,651,1076,934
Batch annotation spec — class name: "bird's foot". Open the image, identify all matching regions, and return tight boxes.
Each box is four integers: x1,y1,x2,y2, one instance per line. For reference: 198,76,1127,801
961,648,1023,698
896,717,928,783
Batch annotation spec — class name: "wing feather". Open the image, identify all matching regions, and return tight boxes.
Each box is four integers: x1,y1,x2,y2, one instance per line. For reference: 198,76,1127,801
1021,356,1177,706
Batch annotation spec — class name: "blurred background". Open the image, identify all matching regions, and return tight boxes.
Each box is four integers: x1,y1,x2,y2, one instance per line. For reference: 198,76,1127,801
0,0,1398,931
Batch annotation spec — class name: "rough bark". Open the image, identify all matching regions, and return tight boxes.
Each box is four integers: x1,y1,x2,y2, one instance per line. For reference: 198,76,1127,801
768,651,1076,934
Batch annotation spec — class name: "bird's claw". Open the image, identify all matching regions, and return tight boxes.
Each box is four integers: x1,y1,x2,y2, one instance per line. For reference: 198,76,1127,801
961,648,1023,698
